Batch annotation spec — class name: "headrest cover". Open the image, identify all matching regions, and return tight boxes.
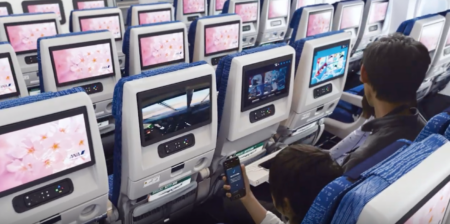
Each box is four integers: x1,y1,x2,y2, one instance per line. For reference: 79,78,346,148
37,30,109,93
110,61,208,206
122,21,179,77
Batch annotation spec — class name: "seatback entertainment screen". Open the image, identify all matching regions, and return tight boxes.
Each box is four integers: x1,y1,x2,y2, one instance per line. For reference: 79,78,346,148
0,107,95,197
340,5,364,30
23,1,66,24
139,30,185,70
297,0,316,9
5,20,58,55
310,40,350,87
307,10,332,37
50,39,115,87
183,0,205,14
235,2,258,23
79,14,122,40
242,54,292,111
420,22,444,52
0,53,19,100
77,0,106,9
368,1,388,24
138,76,212,146
216,0,227,11
138,9,172,25
268,0,289,19
204,22,240,55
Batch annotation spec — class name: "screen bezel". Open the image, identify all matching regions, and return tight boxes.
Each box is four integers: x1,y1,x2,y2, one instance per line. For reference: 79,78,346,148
306,9,333,37
267,0,289,19
309,39,350,88
240,54,293,112
49,39,116,87
368,0,389,24
73,0,107,10
339,4,363,30
235,1,258,23
204,20,241,57
137,75,213,147
182,0,206,15
4,19,59,55
0,2,13,15
138,28,186,71
0,52,20,100
0,106,96,198
78,13,123,41
395,175,450,224
137,8,173,25
22,0,67,25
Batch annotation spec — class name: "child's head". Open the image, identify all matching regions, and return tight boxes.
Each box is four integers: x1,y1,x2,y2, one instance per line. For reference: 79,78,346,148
269,145,343,223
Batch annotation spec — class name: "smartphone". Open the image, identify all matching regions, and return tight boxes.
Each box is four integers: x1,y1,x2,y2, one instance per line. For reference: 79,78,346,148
223,156,246,200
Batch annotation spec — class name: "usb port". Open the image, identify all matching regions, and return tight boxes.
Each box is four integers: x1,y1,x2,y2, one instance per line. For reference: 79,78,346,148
316,105,324,112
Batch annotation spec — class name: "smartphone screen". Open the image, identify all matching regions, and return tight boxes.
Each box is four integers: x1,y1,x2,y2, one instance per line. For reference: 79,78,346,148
224,157,246,200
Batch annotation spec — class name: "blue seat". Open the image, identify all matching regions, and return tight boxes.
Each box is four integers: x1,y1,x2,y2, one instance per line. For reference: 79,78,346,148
414,112,450,142
288,4,327,45
329,85,365,123
221,0,230,13
109,61,207,206
331,134,448,224
187,14,236,63
396,13,438,35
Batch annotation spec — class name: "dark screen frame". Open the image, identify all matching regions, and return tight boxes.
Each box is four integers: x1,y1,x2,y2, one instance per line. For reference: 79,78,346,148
137,8,173,25
22,0,67,25
204,20,241,57
0,106,96,198
78,13,123,41
73,0,107,10
4,19,59,55
235,1,258,23
241,54,293,112
49,38,116,87
137,75,213,147
0,53,20,100
138,28,186,70
309,39,350,88
396,175,450,224
0,2,13,15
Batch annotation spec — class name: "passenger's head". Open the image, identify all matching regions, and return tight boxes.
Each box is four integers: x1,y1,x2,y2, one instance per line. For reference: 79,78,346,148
269,145,343,223
360,33,431,118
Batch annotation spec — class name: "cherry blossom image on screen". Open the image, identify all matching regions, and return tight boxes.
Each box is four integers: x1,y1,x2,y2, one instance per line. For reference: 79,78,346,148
420,23,443,52
404,182,450,224
27,4,62,20
268,0,288,19
340,5,363,29
368,2,388,24
0,57,17,96
183,0,205,14
0,7,9,16
297,0,316,9
6,22,57,53
307,11,332,36
235,2,258,23
205,23,239,55
139,10,171,25
77,1,105,9
80,16,122,39
52,43,114,84
0,114,92,193
216,0,227,11
140,32,184,68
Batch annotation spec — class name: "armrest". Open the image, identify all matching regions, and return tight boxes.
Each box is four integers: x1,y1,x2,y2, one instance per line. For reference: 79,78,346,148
341,92,363,108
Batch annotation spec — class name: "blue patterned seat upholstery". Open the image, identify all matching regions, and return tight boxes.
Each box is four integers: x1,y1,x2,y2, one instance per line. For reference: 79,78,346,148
329,84,365,123
415,112,450,142
331,134,448,224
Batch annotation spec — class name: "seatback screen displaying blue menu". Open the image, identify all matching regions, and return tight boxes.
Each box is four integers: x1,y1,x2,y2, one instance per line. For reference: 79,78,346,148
310,40,350,87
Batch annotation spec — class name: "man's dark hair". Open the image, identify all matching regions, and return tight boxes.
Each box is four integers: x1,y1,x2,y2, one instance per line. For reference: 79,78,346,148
269,145,343,223
362,33,431,103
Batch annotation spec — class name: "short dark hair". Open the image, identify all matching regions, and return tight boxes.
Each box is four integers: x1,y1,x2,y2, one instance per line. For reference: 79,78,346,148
269,145,343,223
362,33,431,103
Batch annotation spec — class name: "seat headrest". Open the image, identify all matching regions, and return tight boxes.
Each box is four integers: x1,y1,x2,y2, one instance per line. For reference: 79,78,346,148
187,14,236,62
0,87,84,109
37,30,108,93
69,7,116,32
415,112,450,142
222,0,231,13
289,4,328,43
110,61,207,206
396,13,438,36
126,2,170,26
290,30,343,72
122,21,179,77
215,43,286,130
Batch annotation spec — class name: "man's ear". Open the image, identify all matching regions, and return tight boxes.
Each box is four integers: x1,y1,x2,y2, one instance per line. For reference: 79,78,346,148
360,64,369,84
